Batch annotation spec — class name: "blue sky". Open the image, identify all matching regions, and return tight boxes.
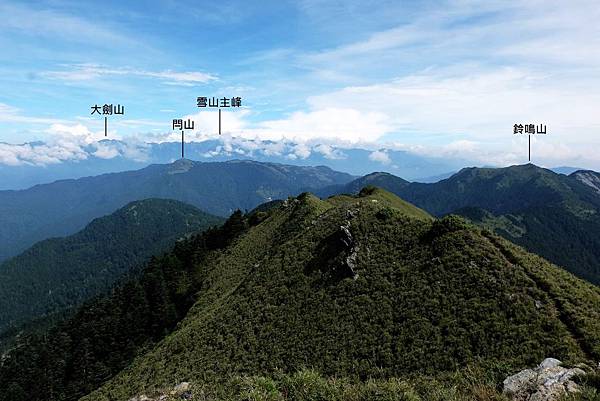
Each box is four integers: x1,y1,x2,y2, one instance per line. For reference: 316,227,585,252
1,0,599,169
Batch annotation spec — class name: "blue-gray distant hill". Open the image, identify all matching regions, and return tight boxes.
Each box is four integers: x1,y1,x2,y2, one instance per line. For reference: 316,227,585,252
328,164,600,285
0,198,222,340
0,159,354,262
0,140,467,190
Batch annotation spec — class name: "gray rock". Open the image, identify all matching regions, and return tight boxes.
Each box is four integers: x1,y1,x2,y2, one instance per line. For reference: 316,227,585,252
174,381,190,393
503,368,537,396
340,225,353,247
338,224,359,279
539,358,561,369
345,245,360,280
503,358,586,401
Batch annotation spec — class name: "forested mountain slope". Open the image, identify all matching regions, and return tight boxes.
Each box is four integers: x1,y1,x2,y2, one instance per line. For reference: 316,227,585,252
0,159,354,262
332,165,600,285
0,198,222,341
2,188,598,401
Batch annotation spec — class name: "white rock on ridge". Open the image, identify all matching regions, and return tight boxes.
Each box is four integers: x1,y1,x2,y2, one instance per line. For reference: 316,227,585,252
129,381,193,401
173,382,190,393
539,358,562,369
573,171,600,195
503,358,586,401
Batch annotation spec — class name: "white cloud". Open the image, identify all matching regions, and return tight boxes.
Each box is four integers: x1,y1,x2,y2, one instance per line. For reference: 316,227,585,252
170,107,391,144
0,103,19,116
0,2,133,46
252,108,392,143
0,141,87,166
0,102,65,125
277,0,600,168
43,64,217,85
402,137,600,171
291,143,311,159
301,1,600,75
0,144,22,166
146,106,393,145
200,0,599,169
0,123,149,166
314,144,346,160
368,150,391,164
261,141,286,156
306,67,600,150
93,143,121,159
4,1,600,170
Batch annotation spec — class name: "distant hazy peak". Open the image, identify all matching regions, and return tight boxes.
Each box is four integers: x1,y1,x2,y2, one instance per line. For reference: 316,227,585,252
168,158,196,174
363,171,397,179
449,163,563,183
571,170,600,195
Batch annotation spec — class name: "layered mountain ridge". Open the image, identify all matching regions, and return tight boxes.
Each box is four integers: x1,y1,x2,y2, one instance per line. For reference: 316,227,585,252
327,164,600,284
77,188,600,400
0,159,354,262
2,188,599,401
0,198,222,342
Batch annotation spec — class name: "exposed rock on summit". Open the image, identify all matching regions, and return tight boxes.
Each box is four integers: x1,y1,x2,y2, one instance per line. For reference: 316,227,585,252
339,222,359,279
503,358,586,401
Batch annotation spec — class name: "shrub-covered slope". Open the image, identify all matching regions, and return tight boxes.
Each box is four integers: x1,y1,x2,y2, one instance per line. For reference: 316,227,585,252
334,165,600,285
0,198,222,339
74,188,600,401
0,208,247,401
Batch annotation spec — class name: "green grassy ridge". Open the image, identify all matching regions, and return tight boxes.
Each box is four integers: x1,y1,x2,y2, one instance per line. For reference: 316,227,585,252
335,164,600,285
82,189,599,401
84,368,600,401
464,204,600,285
482,232,600,359
131,368,512,401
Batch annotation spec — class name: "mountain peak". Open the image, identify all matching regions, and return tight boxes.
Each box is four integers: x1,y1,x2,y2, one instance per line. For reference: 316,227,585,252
0,198,222,338
118,198,204,221
168,158,196,174
449,164,560,184
571,170,600,194
74,186,599,401
362,171,396,179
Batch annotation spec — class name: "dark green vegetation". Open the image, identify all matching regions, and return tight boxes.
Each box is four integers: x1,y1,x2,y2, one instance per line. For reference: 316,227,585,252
0,198,222,342
0,159,354,261
0,209,247,401
330,164,600,285
104,368,600,401
2,188,598,401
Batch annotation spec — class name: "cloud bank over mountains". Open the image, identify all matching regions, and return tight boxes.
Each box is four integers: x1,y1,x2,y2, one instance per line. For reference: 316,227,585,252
0,131,476,190
1,1,599,178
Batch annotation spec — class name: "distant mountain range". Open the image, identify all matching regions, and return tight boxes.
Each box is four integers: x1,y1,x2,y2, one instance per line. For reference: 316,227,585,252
3,188,599,401
0,159,353,262
0,139,471,190
3,158,600,287
1,139,588,191
325,164,600,285
0,198,222,340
